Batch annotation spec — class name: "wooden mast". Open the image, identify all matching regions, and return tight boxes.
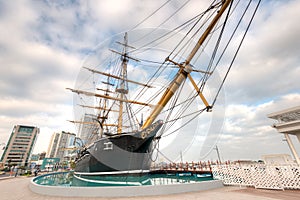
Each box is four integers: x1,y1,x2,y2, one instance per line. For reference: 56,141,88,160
142,0,232,129
116,33,129,134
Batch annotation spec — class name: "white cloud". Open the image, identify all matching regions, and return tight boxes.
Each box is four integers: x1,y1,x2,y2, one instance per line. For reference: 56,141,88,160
224,0,300,105
218,93,300,160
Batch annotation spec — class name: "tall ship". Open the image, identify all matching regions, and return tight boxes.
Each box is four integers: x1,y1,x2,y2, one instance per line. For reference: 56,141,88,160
67,0,260,175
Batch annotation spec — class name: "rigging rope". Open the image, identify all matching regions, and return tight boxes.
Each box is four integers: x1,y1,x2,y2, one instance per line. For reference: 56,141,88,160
128,1,222,124
162,108,206,137
129,0,173,31
168,1,219,63
212,0,261,107
200,0,234,91
131,1,218,56
80,0,261,139
131,0,192,45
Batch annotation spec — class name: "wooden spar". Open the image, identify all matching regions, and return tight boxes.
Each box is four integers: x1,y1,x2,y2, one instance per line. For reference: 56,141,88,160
142,0,231,129
192,69,212,74
78,104,119,112
167,58,212,75
83,67,153,88
66,88,152,107
141,66,192,128
68,120,100,125
60,147,78,151
116,41,136,49
166,58,211,108
68,120,128,127
104,124,131,128
96,88,115,94
187,74,210,109
185,0,231,65
109,49,140,62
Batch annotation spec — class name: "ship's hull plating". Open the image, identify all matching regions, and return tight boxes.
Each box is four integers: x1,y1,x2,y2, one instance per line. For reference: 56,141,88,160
75,120,163,174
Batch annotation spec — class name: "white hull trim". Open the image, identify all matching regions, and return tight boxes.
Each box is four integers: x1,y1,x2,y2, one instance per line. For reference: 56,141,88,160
73,174,151,186
74,169,150,176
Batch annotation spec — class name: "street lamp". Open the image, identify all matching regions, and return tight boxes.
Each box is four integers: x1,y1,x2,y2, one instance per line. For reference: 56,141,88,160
214,145,222,163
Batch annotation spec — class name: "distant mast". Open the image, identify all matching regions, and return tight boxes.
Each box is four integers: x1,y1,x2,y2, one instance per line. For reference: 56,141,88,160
116,33,129,134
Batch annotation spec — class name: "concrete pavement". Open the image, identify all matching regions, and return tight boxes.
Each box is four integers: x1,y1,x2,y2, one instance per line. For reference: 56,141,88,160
1,176,299,200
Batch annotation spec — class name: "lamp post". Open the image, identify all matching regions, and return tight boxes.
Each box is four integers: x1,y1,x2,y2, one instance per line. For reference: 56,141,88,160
214,145,222,163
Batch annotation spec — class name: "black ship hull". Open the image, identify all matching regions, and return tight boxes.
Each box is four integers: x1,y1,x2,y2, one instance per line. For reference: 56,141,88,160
74,120,163,174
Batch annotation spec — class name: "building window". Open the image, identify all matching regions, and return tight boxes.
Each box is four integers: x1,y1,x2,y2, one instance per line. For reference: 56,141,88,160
18,126,34,133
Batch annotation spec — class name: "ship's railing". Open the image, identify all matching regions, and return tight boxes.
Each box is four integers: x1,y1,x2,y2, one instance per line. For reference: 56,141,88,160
211,163,300,190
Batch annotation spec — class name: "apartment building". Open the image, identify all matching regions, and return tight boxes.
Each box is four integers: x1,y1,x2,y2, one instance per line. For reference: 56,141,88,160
1,125,39,166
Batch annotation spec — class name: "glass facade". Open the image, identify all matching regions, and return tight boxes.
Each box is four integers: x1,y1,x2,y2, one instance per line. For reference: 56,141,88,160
18,126,34,133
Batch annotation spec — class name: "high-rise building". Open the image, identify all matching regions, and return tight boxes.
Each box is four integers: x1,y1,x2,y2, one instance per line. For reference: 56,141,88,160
46,131,76,162
78,113,99,145
1,125,39,166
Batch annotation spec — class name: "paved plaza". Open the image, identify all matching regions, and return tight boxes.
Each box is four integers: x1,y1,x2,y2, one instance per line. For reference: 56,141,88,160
1,176,299,200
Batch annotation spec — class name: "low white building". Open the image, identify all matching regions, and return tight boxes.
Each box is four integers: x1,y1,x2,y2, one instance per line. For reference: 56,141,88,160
262,154,294,165
268,105,300,165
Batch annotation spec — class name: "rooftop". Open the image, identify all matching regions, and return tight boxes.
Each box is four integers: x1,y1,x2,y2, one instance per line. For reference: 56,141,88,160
268,105,300,123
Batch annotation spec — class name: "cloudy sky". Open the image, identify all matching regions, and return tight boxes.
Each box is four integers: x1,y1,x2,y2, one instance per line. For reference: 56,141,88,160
0,0,299,162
